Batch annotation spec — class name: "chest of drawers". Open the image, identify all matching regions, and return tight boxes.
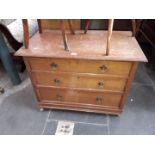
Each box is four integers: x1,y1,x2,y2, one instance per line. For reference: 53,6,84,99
16,30,147,115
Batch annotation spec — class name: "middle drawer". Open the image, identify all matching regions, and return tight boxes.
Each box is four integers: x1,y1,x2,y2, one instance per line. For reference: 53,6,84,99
33,71,127,92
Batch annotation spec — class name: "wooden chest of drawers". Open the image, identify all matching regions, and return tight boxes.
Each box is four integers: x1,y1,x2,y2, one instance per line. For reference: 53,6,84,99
16,30,147,115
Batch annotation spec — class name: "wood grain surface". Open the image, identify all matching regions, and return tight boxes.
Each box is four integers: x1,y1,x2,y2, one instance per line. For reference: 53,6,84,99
41,19,80,30
38,87,122,108
32,71,127,92
15,30,147,62
28,57,132,76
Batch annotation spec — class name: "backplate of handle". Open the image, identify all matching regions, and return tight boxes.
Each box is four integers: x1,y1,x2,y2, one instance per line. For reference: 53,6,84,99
51,63,58,70
98,80,104,88
54,78,60,85
96,96,103,104
99,65,107,73
56,94,63,100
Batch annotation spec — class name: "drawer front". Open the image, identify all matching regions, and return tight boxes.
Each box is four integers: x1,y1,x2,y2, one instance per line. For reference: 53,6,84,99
28,58,132,76
33,72,127,92
38,87,122,108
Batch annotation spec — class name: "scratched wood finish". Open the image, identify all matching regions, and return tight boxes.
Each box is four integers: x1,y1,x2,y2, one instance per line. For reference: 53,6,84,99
28,58,132,76
16,30,147,62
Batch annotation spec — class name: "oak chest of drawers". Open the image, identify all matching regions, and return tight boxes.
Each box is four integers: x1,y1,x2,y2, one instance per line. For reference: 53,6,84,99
16,30,147,115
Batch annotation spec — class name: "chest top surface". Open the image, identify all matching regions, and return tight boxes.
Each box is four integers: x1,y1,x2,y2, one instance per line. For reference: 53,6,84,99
15,30,147,62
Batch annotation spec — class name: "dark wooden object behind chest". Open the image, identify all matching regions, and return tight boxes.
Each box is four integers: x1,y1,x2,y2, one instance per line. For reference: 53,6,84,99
136,19,155,70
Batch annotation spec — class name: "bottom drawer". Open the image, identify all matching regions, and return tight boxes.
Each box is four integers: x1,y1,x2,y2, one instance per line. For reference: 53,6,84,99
38,87,122,108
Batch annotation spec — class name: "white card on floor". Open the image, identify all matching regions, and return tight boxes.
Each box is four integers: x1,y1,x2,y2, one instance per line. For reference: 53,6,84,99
55,121,74,135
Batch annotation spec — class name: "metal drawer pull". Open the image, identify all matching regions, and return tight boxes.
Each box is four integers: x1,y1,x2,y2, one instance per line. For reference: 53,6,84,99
99,65,107,72
96,96,103,104
54,78,60,85
56,94,63,100
50,63,58,70
98,80,104,88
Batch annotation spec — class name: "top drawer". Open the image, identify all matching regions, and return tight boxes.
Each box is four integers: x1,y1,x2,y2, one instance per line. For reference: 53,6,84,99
28,58,132,76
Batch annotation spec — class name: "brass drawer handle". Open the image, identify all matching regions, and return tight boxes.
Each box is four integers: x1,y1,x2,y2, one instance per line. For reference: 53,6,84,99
96,96,103,104
98,80,104,88
53,78,60,85
50,63,58,70
56,94,63,100
99,65,107,73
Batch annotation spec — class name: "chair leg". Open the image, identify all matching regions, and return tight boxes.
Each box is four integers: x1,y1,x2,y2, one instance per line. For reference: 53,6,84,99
22,19,29,49
84,19,90,34
135,19,144,38
68,20,75,35
60,20,69,51
37,19,42,33
106,19,114,56
131,19,136,37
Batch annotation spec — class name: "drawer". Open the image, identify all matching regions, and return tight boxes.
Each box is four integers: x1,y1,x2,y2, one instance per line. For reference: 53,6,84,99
38,87,122,108
33,72,127,92
28,58,132,76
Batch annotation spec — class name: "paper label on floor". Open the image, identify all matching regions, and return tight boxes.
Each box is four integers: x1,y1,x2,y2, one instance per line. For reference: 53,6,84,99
55,121,74,135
